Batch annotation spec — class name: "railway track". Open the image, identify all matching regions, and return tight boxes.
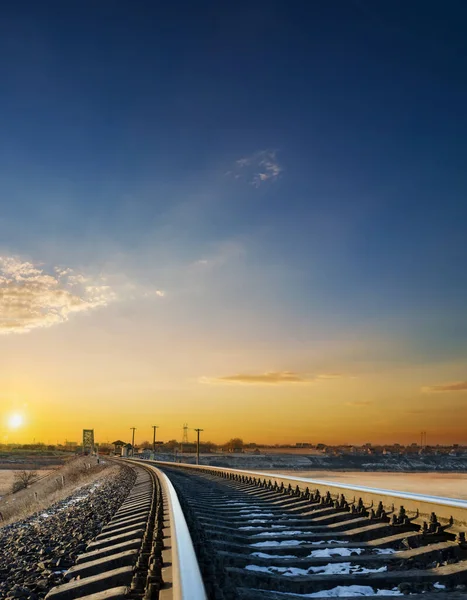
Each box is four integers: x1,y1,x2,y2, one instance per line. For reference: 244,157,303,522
45,460,467,599
45,460,205,600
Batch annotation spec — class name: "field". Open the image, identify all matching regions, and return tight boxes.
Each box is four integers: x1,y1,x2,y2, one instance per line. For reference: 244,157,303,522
0,469,54,497
0,457,112,525
276,470,467,500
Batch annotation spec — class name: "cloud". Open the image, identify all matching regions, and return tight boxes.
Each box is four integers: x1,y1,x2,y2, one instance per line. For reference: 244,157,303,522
422,381,467,393
0,256,115,334
230,150,282,187
346,400,373,407
199,371,343,385
143,289,166,298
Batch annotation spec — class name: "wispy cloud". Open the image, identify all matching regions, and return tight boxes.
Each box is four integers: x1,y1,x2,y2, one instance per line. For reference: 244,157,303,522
0,256,115,334
142,289,166,298
346,400,373,407
422,381,467,393
199,371,342,385
229,150,282,187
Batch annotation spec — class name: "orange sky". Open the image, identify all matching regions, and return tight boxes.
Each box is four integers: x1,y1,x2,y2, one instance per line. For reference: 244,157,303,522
2,319,467,446
1,257,467,447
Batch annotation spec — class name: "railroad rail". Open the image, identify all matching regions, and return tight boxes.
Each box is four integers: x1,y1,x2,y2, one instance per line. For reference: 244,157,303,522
45,460,206,600
45,459,467,599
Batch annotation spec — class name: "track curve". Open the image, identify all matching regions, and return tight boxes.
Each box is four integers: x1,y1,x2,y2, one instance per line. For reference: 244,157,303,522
157,463,467,599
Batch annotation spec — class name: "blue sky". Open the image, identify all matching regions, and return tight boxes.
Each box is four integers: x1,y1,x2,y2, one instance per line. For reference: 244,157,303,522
1,1,467,443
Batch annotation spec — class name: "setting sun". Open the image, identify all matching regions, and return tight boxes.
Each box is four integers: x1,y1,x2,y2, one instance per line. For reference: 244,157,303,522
7,414,24,429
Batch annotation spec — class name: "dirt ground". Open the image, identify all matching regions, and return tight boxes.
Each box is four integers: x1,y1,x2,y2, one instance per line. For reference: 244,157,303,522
275,470,467,500
0,470,54,497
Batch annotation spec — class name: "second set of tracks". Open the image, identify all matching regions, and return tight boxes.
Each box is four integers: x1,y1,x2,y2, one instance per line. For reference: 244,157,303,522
160,464,467,599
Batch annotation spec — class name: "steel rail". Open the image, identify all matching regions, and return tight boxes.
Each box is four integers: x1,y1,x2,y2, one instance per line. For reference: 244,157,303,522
136,459,467,531
147,464,207,600
44,459,207,600
139,459,467,508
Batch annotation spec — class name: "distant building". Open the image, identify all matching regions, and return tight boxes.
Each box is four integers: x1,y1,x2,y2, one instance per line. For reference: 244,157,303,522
112,440,126,455
121,443,133,457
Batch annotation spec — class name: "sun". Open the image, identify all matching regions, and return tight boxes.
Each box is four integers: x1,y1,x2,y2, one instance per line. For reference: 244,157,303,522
7,413,24,429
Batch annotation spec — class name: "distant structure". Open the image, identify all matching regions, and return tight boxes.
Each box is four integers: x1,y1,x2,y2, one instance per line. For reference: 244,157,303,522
181,423,189,453
82,429,95,455
182,423,189,445
112,440,126,455
421,431,427,449
121,443,132,457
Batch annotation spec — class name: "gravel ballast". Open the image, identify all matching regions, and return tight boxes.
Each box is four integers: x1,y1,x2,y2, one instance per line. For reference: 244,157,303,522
0,464,137,600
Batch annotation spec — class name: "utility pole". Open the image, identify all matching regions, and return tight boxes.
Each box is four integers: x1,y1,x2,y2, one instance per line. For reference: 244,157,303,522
420,431,427,450
194,428,203,465
152,425,159,455
130,427,136,457
181,423,188,454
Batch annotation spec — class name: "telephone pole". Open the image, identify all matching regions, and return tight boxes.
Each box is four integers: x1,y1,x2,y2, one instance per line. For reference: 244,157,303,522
181,423,189,454
152,425,159,454
420,431,427,450
194,428,203,465
130,427,136,457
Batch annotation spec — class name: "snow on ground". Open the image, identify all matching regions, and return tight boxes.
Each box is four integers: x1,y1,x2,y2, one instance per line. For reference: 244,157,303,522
251,540,307,547
307,547,396,557
308,548,362,558
245,562,387,576
32,482,101,522
311,540,349,545
256,585,402,597
250,538,351,547
254,530,306,537
241,511,274,517
251,552,298,558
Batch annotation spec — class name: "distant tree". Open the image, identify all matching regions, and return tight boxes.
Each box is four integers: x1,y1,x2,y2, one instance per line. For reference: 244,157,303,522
225,438,244,451
11,470,38,493
97,443,113,453
200,441,218,452
139,440,152,449
163,439,179,450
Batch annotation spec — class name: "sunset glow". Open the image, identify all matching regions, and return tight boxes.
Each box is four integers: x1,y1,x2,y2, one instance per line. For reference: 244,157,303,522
0,3,466,449
7,414,23,430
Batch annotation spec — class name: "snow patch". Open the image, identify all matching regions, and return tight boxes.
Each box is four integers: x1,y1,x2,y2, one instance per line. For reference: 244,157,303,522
251,552,298,559
433,583,446,590
250,540,306,547
245,563,387,577
255,530,305,537
255,585,402,596
308,548,362,558
311,540,348,545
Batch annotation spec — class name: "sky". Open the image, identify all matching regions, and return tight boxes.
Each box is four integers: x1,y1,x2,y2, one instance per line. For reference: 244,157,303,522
1,1,467,446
